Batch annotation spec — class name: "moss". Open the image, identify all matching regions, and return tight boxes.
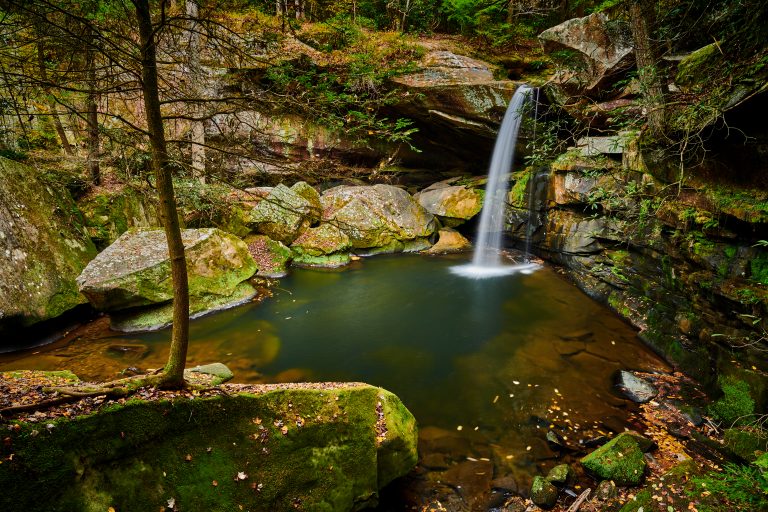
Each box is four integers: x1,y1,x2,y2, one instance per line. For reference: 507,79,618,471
580,432,648,486
709,377,755,426
0,385,417,512
508,169,531,208
291,251,352,268
750,252,768,285
724,428,768,462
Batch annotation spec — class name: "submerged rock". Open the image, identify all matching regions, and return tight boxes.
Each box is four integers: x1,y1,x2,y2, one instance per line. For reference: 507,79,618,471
184,362,235,386
617,371,658,403
321,184,436,249
0,377,418,512
0,157,97,334
580,432,651,486
77,228,257,312
530,475,558,508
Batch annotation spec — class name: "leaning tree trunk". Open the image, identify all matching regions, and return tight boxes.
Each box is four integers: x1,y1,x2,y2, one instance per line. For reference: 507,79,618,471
629,0,665,138
133,0,190,387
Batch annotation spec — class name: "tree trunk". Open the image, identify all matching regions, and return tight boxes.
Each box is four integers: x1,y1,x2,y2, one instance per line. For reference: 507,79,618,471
36,38,73,155
629,0,665,138
85,25,100,185
133,0,190,387
186,0,205,182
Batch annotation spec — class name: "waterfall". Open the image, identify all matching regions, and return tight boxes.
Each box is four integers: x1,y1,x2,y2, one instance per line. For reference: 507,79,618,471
451,85,539,279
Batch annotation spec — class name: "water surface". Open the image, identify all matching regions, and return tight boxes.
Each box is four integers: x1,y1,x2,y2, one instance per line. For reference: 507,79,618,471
1,253,668,495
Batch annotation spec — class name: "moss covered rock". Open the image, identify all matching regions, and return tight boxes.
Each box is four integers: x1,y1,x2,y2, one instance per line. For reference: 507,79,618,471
249,182,321,244
291,223,353,267
244,234,293,278
77,228,257,311
321,185,436,249
414,183,483,226
79,185,160,248
0,380,418,512
580,432,650,486
530,475,558,508
0,157,97,335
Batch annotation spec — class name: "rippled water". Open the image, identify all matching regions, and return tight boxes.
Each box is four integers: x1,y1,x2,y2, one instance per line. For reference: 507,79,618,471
1,253,668,504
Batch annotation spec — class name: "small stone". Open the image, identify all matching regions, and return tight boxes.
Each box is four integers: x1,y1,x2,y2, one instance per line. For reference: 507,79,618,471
595,479,617,500
545,464,573,485
530,475,558,509
616,371,658,403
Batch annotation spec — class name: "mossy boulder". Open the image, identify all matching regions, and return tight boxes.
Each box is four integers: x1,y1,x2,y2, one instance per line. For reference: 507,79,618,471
109,281,257,332
0,157,97,335
245,234,293,278
580,432,650,486
290,223,353,267
79,185,160,248
77,228,257,311
530,475,558,508
321,185,436,249
249,182,321,244
546,463,574,485
414,183,483,226
0,379,418,512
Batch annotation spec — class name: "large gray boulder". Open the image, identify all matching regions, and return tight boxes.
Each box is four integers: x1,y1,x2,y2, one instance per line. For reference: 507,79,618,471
539,13,634,96
321,184,436,249
249,182,321,244
77,228,257,311
0,157,97,333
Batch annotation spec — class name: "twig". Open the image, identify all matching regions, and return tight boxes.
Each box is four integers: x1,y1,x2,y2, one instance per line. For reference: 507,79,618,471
566,488,591,512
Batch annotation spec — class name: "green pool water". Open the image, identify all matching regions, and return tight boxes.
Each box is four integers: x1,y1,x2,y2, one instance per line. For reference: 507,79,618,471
1,252,669,501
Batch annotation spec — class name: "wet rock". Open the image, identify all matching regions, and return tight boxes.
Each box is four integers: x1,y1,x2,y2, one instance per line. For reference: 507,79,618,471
580,432,650,486
491,475,519,494
415,184,483,226
538,13,634,96
576,135,627,156
321,184,436,249
106,344,150,359
595,479,617,500
530,475,559,509
441,459,494,510
424,228,471,254
420,452,449,470
184,362,234,385
244,234,292,278
616,371,658,403
248,182,321,244
546,464,574,485
0,157,97,334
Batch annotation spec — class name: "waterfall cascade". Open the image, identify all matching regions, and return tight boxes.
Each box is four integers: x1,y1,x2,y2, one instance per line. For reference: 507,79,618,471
451,85,539,279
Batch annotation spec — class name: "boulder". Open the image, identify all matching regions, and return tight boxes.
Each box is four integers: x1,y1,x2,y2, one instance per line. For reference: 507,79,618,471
415,184,483,226
290,223,353,268
580,432,650,485
249,182,321,244
77,228,257,311
321,185,436,249
538,13,634,96
391,51,515,138
245,234,293,278
0,157,97,334
530,475,558,508
0,375,418,512
424,228,471,254
546,464,574,485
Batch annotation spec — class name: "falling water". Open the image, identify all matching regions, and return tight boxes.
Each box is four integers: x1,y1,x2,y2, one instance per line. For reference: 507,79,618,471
452,85,539,278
